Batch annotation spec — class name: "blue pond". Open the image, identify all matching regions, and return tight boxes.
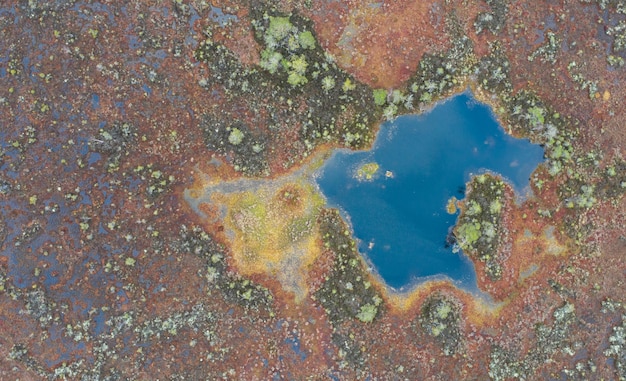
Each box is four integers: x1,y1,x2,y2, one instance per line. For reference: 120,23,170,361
315,92,544,291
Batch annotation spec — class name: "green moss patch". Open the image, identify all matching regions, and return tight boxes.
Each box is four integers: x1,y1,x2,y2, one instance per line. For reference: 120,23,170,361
314,209,383,324
416,293,462,356
454,174,506,280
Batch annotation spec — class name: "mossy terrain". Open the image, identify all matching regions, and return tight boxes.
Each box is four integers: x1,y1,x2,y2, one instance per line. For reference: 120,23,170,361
177,225,273,312
314,209,384,324
88,121,137,172
416,293,463,356
455,174,506,280
194,6,382,175
489,302,576,380
474,0,510,35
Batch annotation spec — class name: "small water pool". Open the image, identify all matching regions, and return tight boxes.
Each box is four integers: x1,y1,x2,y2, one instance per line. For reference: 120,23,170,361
315,92,544,291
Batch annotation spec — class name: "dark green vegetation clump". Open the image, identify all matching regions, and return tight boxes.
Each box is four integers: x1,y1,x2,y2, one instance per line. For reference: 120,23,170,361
604,314,626,380
194,6,380,175
585,0,626,9
88,121,137,172
507,90,574,177
474,0,510,35
506,89,623,236
455,174,506,280
199,116,270,176
17,0,78,19
133,163,175,200
417,293,463,356
314,209,383,324
177,225,273,312
331,331,367,367
584,0,626,67
476,42,512,95
489,302,577,380
527,31,561,64
8,344,46,377
408,16,474,105
24,289,53,327
2,270,53,331
95,304,218,381
595,159,626,199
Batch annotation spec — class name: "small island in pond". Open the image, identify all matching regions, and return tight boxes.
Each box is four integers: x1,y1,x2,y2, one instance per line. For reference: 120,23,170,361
355,162,380,181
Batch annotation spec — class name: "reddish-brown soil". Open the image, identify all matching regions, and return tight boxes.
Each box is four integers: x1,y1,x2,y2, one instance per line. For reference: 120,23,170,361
1,0,625,380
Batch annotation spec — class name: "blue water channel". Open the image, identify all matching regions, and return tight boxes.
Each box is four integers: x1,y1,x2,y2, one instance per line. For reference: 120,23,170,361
315,92,544,291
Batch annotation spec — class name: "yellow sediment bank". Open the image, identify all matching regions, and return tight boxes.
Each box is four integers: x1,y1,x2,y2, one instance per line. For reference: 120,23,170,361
375,275,504,325
218,182,324,272
188,170,326,302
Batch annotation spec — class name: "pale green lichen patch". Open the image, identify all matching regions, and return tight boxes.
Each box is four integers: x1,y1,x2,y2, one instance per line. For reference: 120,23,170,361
228,128,245,146
355,162,380,181
372,89,387,106
356,304,378,323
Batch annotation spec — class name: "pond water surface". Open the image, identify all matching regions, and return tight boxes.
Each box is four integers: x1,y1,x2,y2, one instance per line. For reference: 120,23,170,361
315,92,544,291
